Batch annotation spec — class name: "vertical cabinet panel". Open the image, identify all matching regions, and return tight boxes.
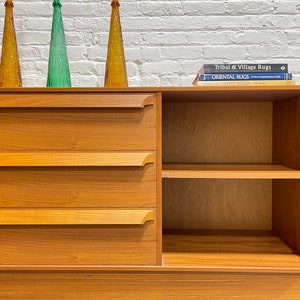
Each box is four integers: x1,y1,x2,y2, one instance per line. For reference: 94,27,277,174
273,97,300,252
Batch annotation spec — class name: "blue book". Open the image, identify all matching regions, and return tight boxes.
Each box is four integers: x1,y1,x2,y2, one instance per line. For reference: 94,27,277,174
199,73,293,81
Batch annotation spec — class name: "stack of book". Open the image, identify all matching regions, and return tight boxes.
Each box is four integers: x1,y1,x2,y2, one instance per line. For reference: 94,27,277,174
193,63,295,86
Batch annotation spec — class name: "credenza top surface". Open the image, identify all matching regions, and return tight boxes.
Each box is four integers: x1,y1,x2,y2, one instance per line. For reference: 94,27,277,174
0,86,300,92
0,86,300,103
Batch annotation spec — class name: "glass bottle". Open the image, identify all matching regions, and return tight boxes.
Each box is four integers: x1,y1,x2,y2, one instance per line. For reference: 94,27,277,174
104,0,128,87
47,0,71,87
0,0,22,87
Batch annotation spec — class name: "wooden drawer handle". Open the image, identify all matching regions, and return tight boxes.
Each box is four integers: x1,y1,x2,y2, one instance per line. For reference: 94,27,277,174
0,209,155,225
0,94,155,108
0,152,155,167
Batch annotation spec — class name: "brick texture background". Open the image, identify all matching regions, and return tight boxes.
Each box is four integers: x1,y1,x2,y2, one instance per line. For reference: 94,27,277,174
0,0,299,87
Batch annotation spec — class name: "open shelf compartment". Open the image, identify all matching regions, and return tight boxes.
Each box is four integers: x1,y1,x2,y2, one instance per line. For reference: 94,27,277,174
162,229,300,272
161,90,300,271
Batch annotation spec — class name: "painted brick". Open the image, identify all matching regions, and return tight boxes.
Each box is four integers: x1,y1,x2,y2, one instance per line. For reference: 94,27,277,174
0,0,298,87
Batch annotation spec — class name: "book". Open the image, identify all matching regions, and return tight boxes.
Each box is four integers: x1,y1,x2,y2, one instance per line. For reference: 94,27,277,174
198,72,293,81
193,80,296,87
199,63,288,74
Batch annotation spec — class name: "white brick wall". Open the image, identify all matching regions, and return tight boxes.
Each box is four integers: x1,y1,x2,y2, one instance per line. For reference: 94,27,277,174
0,0,299,87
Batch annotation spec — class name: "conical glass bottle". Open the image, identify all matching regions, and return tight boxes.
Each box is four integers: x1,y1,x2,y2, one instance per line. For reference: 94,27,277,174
0,0,22,87
104,0,128,87
47,0,71,87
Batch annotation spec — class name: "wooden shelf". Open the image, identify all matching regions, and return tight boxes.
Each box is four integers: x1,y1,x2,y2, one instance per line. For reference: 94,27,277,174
0,152,155,167
0,209,155,225
162,231,300,272
162,164,300,179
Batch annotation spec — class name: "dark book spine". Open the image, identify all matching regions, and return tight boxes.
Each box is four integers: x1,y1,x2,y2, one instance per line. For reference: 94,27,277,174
201,64,288,74
199,73,293,81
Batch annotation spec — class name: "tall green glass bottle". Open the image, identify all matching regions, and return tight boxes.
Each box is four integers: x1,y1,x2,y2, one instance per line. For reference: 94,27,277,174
47,0,71,87
0,0,22,87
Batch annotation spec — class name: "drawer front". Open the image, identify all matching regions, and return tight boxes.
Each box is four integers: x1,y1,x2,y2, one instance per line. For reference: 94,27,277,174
0,217,157,265
0,95,157,151
0,163,156,208
0,92,159,267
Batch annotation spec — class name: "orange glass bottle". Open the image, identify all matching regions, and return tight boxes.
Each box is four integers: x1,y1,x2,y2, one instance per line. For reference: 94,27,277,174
0,0,22,87
104,0,128,87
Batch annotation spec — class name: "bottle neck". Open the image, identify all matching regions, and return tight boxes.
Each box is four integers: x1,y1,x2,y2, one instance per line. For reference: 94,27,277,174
111,0,120,8
4,0,14,8
53,0,62,8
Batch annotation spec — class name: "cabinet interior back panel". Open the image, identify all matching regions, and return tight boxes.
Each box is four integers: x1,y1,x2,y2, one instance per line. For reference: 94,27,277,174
163,102,272,163
163,179,272,230
162,102,273,230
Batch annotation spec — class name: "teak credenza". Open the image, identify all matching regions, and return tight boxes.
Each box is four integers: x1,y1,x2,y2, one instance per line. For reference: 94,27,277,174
0,87,300,298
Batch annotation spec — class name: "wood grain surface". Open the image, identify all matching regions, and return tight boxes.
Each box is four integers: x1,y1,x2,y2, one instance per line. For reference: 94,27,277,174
1,87,300,297
0,221,157,265
0,106,156,151
0,271,300,299
0,93,156,108
0,209,155,225
0,165,156,208
0,152,155,167
273,96,300,253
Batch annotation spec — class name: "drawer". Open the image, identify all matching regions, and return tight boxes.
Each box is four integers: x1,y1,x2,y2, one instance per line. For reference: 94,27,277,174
0,209,157,266
0,152,157,208
0,94,157,151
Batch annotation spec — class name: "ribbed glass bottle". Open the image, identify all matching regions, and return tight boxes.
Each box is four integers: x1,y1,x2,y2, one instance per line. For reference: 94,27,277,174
104,0,128,87
0,0,22,87
47,0,71,87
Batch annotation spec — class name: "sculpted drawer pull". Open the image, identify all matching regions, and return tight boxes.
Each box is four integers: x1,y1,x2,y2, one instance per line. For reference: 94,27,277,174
0,209,155,225
0,94,155,108
0,152,155,167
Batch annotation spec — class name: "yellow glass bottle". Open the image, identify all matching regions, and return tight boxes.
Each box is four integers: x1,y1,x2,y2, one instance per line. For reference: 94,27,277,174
0,0,22,87
104,0,128,87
